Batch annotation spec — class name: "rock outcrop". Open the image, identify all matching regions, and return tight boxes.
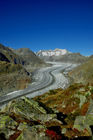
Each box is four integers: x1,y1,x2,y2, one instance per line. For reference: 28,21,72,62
0,84,93,139
34,83,93,139
0,52,10,62
0,97,62,140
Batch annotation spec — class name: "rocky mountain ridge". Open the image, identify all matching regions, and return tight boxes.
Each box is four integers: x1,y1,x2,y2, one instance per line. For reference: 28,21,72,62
14,48,46,67
0,44,25,65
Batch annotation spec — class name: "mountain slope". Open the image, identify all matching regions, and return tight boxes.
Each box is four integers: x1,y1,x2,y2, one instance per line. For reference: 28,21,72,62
0,61,31,96
58,53,88,64
14,48,46,67
69,57,93,84
0,44,31,95
0,44,25,65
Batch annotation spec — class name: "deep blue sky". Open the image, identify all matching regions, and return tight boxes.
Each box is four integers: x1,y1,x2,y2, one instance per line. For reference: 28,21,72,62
0,0,93,55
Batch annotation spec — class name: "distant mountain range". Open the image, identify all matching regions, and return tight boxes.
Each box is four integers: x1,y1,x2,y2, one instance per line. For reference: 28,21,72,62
36,49,88,63
36,48,69,56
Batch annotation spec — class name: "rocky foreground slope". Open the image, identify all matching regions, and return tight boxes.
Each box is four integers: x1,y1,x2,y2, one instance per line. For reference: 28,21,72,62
0,83,93,140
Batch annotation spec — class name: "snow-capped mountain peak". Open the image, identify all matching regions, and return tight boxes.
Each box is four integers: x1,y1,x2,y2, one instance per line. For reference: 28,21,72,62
36,49,69,57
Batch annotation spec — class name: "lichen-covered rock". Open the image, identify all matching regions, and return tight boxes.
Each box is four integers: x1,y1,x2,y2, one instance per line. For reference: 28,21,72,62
0,114,18,139
73,116,87,131
0,97,58,139
17,124,49,140
34,83,93,138
16,129,49,140
0,84,93,139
